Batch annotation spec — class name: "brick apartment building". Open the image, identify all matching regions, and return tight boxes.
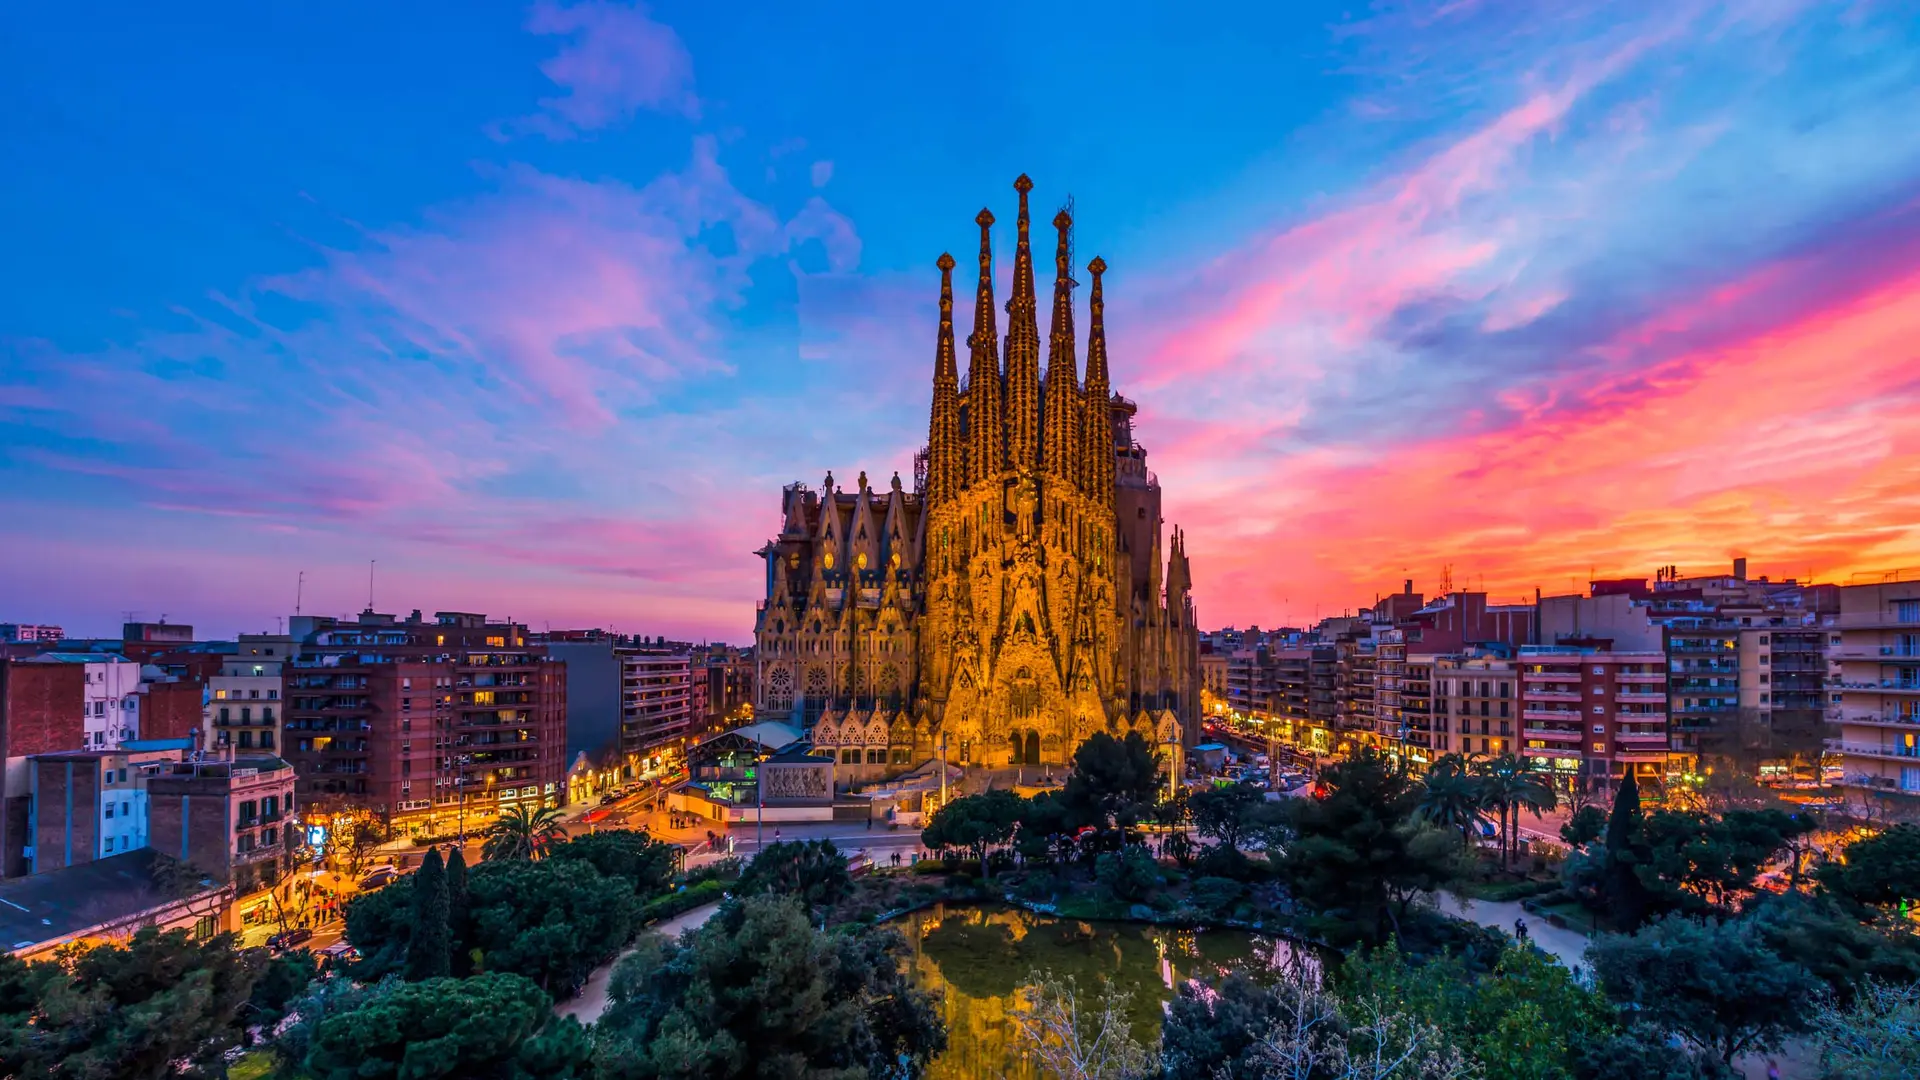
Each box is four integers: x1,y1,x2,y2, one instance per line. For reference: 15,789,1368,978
284,610,566,835
1,658,86,876
147,753,298,897
1519,644,1669,791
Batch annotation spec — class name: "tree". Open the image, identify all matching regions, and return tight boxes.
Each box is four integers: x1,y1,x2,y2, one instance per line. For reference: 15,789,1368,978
445,845,472,975
1062,731,1163,838
548,828,678,896
1277,748,1465,946
594,893,945,1079
1560,806,1606,847
0,927,263,1079
1162,972,1301,1079
1189,782,1268,852
246,947,320,1035
1810,978,1920,1080
1010,974,1157,1080
1474,753,1557,871
482,802,567,862
921,789,1025,874
1094,845,1162,902
1586,914,1820,1065
1233,961,1475,1080
1415,754,1490,847
302,972,590,1080
1742,891,1920,1003
1817,823,1920,918
734,839,854,912
406,847,451,980
1601,770,1650,930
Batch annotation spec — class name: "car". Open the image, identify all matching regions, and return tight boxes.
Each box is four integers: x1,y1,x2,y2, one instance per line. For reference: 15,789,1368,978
357,868,399,891
318,942,361,964
267,927,314,951
847,854,875,878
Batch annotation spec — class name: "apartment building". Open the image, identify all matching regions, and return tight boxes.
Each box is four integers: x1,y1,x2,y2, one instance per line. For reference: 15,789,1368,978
21,654,142,749
25,739,189,871
1519,645,1668,791
208,634,291,755
1830,580,1920,809
0,625,64,644
147,753,298,897
1433,652,1519,758
284,610,567,835
621,649,693,768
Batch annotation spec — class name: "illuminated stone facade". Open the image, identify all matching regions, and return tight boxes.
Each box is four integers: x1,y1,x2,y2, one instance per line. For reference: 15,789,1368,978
753,176,1199,773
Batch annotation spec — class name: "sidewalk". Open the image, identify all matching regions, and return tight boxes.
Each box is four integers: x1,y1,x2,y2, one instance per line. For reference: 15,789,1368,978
556,900,723,1025
1434,891,1589,973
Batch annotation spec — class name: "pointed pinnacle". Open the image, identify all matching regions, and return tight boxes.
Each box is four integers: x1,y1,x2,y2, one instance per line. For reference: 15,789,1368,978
937,252,955,273
1088,256,1107,276
1014,174,1034,195
976,208,995,229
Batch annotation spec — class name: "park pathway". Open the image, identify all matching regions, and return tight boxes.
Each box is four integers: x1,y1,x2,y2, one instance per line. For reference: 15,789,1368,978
1434,891,1819,1080
556,900,724,1025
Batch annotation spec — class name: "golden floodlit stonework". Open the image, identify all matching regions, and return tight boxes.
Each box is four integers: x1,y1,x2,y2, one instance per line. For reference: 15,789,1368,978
753,176,1199,776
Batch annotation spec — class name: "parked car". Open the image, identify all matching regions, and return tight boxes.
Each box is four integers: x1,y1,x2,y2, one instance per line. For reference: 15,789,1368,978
267,927,314,951
847,854,875,878
318,942,361,963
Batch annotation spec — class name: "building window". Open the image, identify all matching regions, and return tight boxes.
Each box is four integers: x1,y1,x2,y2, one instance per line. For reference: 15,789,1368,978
1593,725,1605,734
104,803,114,819
241,707,251,722
1593,705,1605,714
239,732,253,749
219,707,230,722
1592,742,1606,754
840,749,859,765
261,732,274,749
1499,701,1509,718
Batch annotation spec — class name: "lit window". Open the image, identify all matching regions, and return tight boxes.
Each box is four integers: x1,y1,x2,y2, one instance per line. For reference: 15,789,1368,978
1592,742,1606,754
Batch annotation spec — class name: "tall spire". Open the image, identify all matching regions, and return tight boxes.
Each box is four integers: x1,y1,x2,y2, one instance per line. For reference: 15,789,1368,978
1081,256,1114,506
1004,174,1042,475
1043,208,1080,486
966,208,1003,485
928,252,961,505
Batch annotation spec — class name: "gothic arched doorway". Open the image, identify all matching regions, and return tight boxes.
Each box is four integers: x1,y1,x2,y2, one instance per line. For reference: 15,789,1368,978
1022,730,1040,766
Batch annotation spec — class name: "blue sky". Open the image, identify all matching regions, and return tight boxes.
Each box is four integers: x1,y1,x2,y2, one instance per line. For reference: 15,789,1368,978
5,0,1920,640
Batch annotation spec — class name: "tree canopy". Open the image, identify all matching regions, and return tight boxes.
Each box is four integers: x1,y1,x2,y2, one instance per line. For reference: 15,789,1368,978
0,927,262,1080
594,894,945,1079
732,838,854,912
303,972,589,1080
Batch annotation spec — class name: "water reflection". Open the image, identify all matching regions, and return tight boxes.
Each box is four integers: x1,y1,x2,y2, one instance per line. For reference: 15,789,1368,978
890,903,1305,1080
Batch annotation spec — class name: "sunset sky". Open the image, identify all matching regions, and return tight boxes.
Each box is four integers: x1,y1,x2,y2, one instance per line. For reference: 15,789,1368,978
5,1,1920,641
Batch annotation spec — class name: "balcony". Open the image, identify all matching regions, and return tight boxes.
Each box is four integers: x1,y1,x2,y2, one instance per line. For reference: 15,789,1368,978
1830,741,1920,762
1834,774,1920,795
1834,712,1920,730
1615,731,1668,744
1523,728,1583,742
1526,690,1582,703
1615,691,1667,704
1617,671,1667,683
1523,670,1582,681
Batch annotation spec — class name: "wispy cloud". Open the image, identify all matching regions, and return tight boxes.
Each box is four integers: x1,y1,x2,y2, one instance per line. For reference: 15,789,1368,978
509,0,697,138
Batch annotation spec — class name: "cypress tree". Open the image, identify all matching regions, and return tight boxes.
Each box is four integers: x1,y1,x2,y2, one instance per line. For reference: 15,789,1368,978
1602,771,1646,930
1604,770,1640,854
405,847,451,980
445,845,471,976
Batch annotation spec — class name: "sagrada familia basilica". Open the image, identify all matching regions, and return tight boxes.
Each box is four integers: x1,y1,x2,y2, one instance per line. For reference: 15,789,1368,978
753,175,1199,774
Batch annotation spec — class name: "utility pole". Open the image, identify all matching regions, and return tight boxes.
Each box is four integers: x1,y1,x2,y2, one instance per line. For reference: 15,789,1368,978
939,732,949,810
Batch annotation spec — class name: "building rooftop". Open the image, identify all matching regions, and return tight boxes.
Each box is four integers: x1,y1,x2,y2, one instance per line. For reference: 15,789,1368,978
24,651,134,664
0,849,216,954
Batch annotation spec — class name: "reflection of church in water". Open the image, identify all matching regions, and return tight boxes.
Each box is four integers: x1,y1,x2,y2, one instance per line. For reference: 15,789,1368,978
753,175,1199,774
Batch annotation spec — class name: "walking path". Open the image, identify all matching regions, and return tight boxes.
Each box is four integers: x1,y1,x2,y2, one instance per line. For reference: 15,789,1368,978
555,900,724,1025
1434,891,1588,972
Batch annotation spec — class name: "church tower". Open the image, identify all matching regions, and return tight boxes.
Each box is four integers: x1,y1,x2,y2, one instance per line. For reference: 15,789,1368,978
754,175,1199,777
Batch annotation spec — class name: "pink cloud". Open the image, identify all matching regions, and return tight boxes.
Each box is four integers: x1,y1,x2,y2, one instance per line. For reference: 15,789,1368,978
523,0,697,133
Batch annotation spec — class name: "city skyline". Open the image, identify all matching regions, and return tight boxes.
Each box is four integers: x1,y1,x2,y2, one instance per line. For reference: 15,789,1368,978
7,1,1920,642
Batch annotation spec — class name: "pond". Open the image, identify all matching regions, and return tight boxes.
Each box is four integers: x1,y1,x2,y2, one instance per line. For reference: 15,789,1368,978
887,903,1311,1080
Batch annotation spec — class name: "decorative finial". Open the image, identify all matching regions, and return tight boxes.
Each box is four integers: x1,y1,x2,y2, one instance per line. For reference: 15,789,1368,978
976,208,995,229
1088,255,1106,277
1014,174,1034,195
937,251,955,273
857,470,869,491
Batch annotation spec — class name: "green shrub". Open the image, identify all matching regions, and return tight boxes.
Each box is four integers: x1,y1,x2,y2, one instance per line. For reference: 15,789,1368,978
1190,875,1246,916
639,879,727,924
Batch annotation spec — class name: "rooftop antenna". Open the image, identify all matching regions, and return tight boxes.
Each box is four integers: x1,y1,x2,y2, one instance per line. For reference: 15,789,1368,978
1440,564,1453,593
295,570,305,617
367,560,376,612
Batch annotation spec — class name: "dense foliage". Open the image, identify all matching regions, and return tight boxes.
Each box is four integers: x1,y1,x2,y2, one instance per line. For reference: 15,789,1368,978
0,927,263,1080
732,838,854,913
303,972,590,1080
593,893,945,1079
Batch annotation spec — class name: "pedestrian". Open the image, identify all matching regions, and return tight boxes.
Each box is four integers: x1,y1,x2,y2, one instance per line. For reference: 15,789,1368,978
1766,1061,1780,1080
774,827,781,842
1514,917,1529,942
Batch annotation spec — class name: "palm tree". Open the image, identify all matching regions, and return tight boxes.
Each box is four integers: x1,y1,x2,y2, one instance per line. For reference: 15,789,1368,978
481,803,566,862
1475,753,1558,871
1416,754,1489,847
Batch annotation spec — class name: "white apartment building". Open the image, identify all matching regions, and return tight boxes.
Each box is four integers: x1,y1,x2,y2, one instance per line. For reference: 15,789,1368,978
1831,580,1920,809
26,653,143,749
